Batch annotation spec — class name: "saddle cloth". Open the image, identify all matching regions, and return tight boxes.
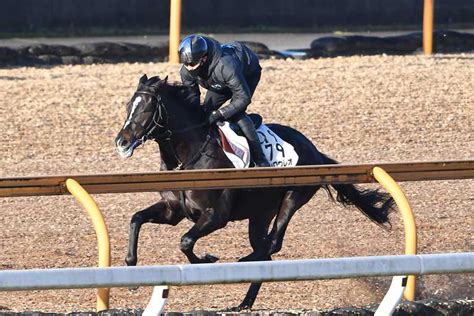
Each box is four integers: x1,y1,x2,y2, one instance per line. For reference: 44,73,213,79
217,121,299,168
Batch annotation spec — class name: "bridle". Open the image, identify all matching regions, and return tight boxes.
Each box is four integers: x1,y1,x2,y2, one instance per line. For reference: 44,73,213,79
134,89,168,143
133,89,211,170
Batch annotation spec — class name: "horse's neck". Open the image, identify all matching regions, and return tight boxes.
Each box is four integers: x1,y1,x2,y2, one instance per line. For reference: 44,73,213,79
157,126,209,170
157,89,211,170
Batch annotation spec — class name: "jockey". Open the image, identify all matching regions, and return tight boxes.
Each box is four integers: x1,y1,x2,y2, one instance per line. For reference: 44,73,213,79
178,34,270,167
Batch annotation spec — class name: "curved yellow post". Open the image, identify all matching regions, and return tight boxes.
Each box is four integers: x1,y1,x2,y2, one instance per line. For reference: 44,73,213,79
372,167,417,301
66,179,110,311
423,0,434,55
169,0,182,63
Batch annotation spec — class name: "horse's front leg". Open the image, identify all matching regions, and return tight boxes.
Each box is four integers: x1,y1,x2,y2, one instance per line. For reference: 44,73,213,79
180,206,228,264
126,199,184,266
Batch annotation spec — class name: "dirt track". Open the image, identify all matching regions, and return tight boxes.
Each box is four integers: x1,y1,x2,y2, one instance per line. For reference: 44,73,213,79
0,54,473,313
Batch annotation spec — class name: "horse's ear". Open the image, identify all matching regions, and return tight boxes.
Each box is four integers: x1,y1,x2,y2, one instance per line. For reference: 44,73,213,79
164,76,168,83
139,74,148,86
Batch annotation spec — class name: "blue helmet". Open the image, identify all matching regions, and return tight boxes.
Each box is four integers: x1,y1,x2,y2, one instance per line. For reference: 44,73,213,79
178,35,208,66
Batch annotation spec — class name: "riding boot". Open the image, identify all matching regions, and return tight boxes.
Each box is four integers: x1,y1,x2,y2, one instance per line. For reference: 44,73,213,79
235,113,271,167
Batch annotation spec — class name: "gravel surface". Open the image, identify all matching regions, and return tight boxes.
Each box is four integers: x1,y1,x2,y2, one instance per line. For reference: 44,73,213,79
0,54,473,313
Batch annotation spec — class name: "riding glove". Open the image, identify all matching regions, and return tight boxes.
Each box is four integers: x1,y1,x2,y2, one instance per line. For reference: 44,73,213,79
208,110,223,125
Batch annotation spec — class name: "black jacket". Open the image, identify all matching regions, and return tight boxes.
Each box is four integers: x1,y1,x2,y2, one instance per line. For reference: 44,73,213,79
180,37,261,119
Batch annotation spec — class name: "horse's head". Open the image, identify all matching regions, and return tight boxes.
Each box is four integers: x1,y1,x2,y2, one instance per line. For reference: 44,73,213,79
115,74,206,158
115,74,168,158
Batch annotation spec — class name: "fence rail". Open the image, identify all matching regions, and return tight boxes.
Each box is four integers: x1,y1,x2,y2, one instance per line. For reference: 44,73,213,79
0,253,472,291
1,160,473,197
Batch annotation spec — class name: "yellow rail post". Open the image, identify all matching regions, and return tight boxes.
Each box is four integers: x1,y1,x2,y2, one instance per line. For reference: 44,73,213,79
423,0,434,55
66,179,111,311
169,0,182,63
372,167,417,301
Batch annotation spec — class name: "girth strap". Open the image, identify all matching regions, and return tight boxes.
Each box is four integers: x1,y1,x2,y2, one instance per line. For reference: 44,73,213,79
179,190,193,221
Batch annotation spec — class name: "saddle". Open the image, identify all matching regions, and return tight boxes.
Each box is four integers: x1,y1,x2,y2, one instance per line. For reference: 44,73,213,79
216,113,299,169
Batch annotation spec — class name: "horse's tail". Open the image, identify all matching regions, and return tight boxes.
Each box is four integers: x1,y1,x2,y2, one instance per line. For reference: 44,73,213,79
321,154,395,229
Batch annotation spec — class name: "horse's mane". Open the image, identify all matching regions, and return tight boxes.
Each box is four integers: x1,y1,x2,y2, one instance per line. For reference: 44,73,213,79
143,75,200,110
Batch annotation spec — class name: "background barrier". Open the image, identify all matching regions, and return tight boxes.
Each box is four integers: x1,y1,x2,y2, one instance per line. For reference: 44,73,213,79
1,0,472,33
166,0,438,60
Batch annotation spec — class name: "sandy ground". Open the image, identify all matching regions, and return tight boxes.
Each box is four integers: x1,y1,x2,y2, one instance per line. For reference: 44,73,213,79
0,53,473,313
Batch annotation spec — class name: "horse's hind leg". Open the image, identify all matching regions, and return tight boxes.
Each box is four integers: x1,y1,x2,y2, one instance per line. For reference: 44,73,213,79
239,213,273,262
266,188,318,256
180,207,228,264
126,199,184,266
234,216,273,311
233,189,316,311
237,283,264,311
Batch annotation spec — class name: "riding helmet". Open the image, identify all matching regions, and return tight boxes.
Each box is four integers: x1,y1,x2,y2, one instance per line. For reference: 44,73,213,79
178,35,208,66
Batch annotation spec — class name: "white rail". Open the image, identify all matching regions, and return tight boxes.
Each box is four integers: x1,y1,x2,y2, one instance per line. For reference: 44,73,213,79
1,253,472,291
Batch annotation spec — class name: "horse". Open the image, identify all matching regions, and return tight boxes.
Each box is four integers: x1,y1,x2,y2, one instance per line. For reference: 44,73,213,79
115,74,394,310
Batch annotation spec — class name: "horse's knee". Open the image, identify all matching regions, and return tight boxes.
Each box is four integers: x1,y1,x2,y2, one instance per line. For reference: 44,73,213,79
180,235,195,253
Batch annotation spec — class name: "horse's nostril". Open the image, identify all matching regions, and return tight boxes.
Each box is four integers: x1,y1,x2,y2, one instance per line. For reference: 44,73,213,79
116,135,129,148
121,139,130,147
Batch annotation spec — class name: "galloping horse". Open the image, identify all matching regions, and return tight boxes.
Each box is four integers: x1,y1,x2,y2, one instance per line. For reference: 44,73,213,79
115,75,394,310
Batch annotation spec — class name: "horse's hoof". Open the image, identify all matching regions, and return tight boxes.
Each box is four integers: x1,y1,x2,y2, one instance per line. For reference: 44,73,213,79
225,304,250,312
238,253,259,262
128,286,139,292
238,255,252,262
223,306,241,312
204,253,219,263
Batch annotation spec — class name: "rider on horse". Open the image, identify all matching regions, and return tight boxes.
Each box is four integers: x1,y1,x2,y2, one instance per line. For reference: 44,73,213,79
178,34,270,167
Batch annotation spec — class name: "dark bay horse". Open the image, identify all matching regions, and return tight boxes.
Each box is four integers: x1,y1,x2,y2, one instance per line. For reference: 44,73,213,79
115,75,394,310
